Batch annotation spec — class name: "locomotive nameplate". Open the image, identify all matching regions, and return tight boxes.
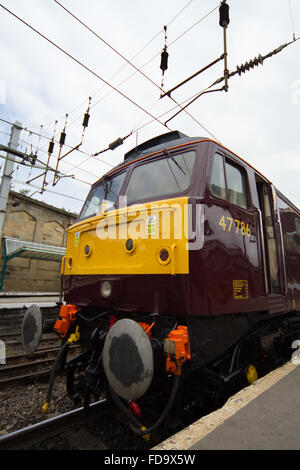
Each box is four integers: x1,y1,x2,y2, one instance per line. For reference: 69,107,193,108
233,280,249,300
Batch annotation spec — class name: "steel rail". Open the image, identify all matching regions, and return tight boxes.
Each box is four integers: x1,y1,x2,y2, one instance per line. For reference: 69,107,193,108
0,398,108,450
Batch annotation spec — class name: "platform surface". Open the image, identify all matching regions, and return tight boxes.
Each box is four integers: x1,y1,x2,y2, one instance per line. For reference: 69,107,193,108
0,292,60,309
155,361,300,450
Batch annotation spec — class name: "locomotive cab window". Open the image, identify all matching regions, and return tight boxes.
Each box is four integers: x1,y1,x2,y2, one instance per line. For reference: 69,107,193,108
79,171,126,220
210,153,248,209
124,150,196,204
210,153,226,199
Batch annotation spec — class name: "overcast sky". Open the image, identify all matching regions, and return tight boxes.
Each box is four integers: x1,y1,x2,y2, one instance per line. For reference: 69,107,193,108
0,0,299,213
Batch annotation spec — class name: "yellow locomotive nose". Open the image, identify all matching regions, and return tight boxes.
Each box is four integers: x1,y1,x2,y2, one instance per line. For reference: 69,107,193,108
63,197,190,278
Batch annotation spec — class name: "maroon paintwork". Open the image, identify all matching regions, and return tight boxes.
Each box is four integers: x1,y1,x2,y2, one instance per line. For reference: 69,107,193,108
63,139,300,320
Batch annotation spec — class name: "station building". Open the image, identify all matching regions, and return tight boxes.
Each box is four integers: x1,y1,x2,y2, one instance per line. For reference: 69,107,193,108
0,190,77,292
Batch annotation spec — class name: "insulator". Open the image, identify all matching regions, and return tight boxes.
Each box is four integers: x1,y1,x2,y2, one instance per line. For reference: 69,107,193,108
236,54,264,75
48,140,54,154
109,137,123,150
219,2,230,27
160,48,169,72
59,131,66,146
82,112,90,128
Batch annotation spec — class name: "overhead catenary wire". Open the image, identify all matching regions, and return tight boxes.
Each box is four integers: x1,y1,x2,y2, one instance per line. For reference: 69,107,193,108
19,137,97,182
0,4,170,188
1,0,222,182
52,0,221,147
164,36,300,124
54,0,168,95
12,178,85,202
26,0,195,131
0,117,115,171
2,0,299,203
22,113,115,171
160,54,225,98
0,4,172,134
21,141,103,184
8,127,112,190
164,86,225,125
67,87,223,173
167,4,219,48
67,3,219,128
288,0,296,40
52,98,92,186
1,2,223,193
24,0,220,166
0,147,90,202
0,120,93,187
33,1,220,150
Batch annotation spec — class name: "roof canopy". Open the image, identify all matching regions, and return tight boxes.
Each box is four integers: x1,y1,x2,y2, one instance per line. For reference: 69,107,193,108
0,236,66,290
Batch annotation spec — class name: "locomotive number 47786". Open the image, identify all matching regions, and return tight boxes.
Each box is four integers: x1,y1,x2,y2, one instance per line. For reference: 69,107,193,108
218,215,251,236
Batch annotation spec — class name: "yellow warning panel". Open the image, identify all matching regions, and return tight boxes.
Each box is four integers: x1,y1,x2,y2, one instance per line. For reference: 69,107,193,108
233,280,249,300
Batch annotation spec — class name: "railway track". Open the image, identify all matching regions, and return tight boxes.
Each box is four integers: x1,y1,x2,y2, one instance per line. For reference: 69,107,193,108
0,398,109,450
0,292,65,386
0,394,171,450
0,344,80,386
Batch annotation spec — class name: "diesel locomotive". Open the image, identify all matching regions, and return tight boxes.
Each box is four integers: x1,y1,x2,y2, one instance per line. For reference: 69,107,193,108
41,131,300,437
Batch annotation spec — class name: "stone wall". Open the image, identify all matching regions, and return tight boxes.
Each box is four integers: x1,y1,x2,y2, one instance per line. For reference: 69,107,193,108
0,191,78,292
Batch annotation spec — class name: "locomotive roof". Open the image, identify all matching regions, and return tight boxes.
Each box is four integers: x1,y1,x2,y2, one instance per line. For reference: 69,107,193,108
94,130,207,184
91,132,300,214
123,131,201,161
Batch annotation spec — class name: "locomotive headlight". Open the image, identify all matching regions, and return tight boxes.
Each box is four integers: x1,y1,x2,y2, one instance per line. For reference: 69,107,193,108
84,242,93,257
101,280,112,298
156,246,171,265
125,238,136,253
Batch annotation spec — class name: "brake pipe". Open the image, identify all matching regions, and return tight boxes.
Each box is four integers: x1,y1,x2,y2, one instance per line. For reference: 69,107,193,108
41,326,80,412
41,340,70,412
109,372,181,440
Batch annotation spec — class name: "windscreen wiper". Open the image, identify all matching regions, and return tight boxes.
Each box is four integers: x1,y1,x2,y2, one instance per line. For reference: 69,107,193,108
164,149,186,175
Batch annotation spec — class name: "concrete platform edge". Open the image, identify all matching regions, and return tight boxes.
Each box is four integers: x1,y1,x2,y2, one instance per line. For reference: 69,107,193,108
153,360,299,450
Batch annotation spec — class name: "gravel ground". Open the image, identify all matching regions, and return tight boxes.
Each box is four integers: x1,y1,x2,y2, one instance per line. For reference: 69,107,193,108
0,375,75,435
0,376,168,449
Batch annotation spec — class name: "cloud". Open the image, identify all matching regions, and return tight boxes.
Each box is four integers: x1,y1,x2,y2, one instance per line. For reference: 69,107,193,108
0,0,299,211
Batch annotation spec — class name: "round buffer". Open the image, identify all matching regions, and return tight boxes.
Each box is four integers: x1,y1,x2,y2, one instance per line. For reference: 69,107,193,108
102,319,154,401
21,304,43,355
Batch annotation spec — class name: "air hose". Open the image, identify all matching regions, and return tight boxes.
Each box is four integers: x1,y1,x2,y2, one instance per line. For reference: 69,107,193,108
109,374,181,438
41,341,70,412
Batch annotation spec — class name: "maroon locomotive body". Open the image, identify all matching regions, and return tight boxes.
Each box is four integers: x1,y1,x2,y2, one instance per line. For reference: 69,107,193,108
42,131,300,435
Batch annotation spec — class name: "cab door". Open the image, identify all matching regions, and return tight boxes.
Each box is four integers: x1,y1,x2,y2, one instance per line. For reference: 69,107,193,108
203,150,256,314
255,175,286,312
